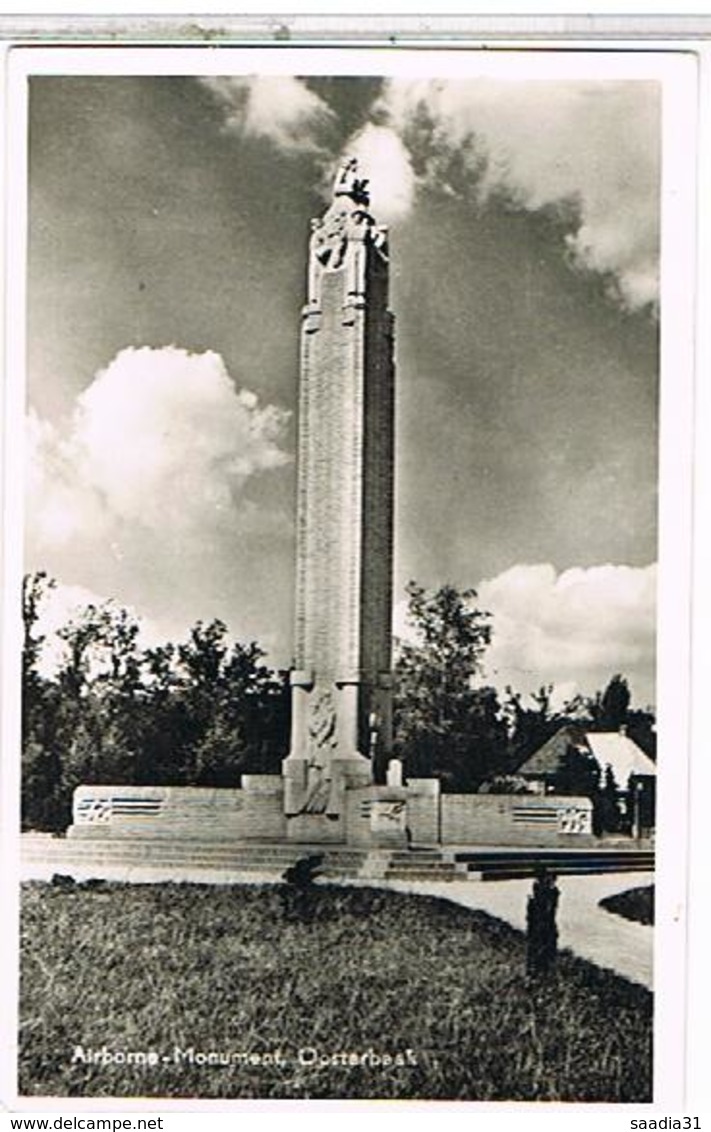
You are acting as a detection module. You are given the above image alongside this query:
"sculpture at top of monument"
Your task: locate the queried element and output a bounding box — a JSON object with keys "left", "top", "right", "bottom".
{"left": 332, "top": 155, "right": 370, "bottom": 207}
{"left": 311, "top": 156, "right": 387, "bottom": 272}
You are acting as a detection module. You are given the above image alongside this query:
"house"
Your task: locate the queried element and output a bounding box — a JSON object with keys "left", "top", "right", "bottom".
{"left": 515, "top": 724, "right": 656, "bottom": 836}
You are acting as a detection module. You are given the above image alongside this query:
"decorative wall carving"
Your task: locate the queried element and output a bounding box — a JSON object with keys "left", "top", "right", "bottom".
{"left": 308, "top": 687, "right": 338, "bottom": 753}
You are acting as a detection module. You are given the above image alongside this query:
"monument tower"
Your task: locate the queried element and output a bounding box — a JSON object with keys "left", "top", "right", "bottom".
{"left": 283, "top": 158, "right": 395, "bottom": 839}
{"left": 62, "top": 156, "right": 596, "bottom": 852}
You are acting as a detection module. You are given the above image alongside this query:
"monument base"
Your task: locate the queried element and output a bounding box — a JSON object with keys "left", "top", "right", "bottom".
{"left": 284, "top": 812, "right": 347, "bottom": 844}
{"left": 65, "top": 778, "right": 595, "bottom": 850}
{"left": 282, "top": 752, "right": 372, "bottom": 825}
{"left": 65, "top": 774, "right": 441, "bottom": 848}
{"left": 345, "top": 784, "right": 429, "bottom": 847}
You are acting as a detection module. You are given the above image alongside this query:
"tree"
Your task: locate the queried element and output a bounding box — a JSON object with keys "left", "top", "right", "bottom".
{"left": 174, "top": 622, "right": 289, "bottom": 785}
{"left": 503, "top": 685, "right": 564, "bottom": 771}
{"left": 51, "top": 602, "right": 145, "bottom": 802}
{"left": 22, "top": 571, "right": 54, "bottom": 691}
{"left": 555, "top": 744, "right": 601, "bottom": 798}
{"left": 21, "top": 573, "right": 66, "bottom": 830}
{"left": 597, "top": 763, "right": 623, "bottom": 834}
{"left": 19, "top": 576, "right": 291, "bottom": 830}
{"left": 626, "top": 709, "right": 656, "bottom": 760}
{"left": 599, "top": 674, "right": 632, "bottom": 730}
{"left": 393, "top": 581, "right": 508, "bottom": 791}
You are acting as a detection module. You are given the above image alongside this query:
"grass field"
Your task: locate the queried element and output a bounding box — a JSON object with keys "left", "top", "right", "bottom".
{"left": 600, "top": 885, "right": 654, "bottom": 926}
{"left": 20, "top": 880, "right": 652, "bottom": 1102}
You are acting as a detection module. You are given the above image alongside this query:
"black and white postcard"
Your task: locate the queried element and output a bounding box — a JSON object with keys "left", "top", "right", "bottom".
{"left": 0, "top": 33, "right": 703, "bottom": 1119}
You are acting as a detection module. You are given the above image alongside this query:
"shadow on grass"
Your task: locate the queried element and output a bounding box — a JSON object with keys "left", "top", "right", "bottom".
{"left": 20, "top": 880, "right": 652, "bottom": 1102}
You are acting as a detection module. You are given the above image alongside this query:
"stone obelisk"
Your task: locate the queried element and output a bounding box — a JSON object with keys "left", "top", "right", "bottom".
{"left": 283, "top": 158, "right": 395, "bottom": 841}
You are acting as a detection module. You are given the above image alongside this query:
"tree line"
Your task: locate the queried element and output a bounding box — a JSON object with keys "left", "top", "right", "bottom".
{"left": 21, "top": 572, "right": 655, "bottom": 832}
{"left": 22, "top": 572, "right": 289, "bottom": 831}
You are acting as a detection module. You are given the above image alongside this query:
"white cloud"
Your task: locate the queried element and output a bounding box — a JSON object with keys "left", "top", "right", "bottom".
{"left": 394, "top": 563, "right": 656, "bottom": 706}
{"left": 201, "top": 75, "right": 659, "bottom": 308}
{"left": 380, "top": 79, "right": 659, "bottom": 310}
{"left": 28, "top": 346, "right": 290, "bottom": 554}
{"left": 25, "top": 346, "right": 293, "bottom": 650}
{"left": 200, "top": 75, "right": 335, "bottom": 154}
{"left": 27, "top": 408, "right": 112, "bottom": 550}
{"left": 341, "top": 124, "right": 416, "bottom": 224}
{"left": 477, "top": 561, "right": 657, "bottom": 705}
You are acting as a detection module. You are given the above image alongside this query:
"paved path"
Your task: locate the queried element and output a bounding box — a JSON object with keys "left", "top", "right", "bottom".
{"left": 369, "top": 872, "right": 654, "bottom": 990}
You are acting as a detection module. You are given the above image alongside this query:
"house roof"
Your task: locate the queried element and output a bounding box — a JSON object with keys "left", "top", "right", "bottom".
{"left": 517, "top": 725, "right": 656, "bottom": 785}
{"left": 585, "top": 731, "right": 656, "bottom": 782}
{"left": 516, "top": 725, "right": 582, "bottom": 778}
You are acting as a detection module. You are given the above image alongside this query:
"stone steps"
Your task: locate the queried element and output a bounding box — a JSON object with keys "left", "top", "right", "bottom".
{"left": 381, "top": 849, "right": 468, "bottom": 882}
{"left": 382, "top": 846, "right": 653, "bottom": 882}
{"left": 24, "top": 837, "right": 356, "bottom": 857}
{"left": 20, "top": 837, "right": 366, "bottom": 879}
{"left": 385, "top": 870, "right": 466, "bottom": 882}
{"left": 385, "top": 862, "right": 457, "bottom": 874}
{"left": 20, "top": 837, "right": 655, "bottom": 886}
{"left": 454, "top": 849, "right": 654, "bottom": 881}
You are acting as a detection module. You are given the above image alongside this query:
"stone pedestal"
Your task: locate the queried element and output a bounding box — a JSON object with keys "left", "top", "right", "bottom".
{"left": 369, "top": 794, "right": 409, "bottom": 847}
{"left": 284, "top": 754, "right": 372, "bottom": 843}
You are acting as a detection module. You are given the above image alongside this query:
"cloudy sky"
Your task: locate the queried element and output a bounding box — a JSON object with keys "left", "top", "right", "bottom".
{"left": 24, "top": 61, "right": 661, "bottom": 706}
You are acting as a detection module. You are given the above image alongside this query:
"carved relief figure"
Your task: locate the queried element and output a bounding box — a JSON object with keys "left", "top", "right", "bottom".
{"left": 313, "top": 208, "right": 350, "bottom": 269}
{"left": 295, "top": 688, "right": 339, "bottom": 816}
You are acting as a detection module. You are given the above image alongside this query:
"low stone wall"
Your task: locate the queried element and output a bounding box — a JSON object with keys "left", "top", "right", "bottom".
{"left": 68, "top": 779, "right": 286, "bottom": 841}
{"left": 441, "top": 793, "right": 594, "bottom": 847}
{"left": 67, "top": 780, "right": 591, "bottom": 848}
